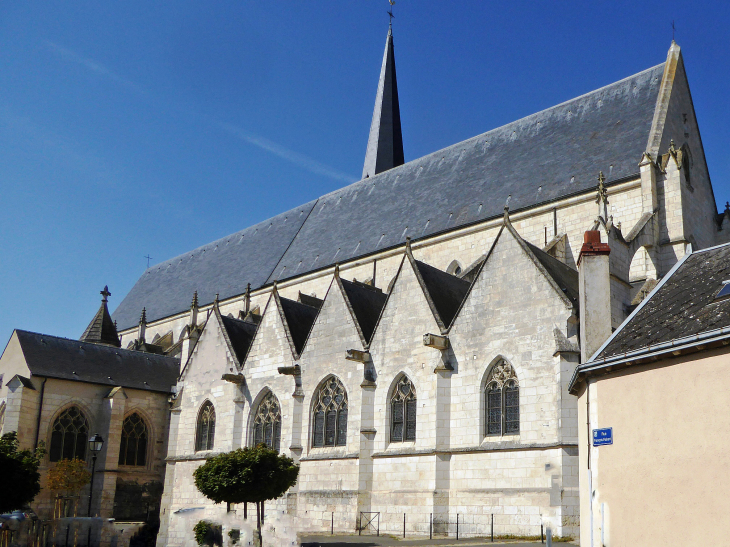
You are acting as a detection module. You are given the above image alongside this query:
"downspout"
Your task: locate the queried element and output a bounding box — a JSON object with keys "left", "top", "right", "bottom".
{"left": 33, "top": 377, "right": 47, "bottom": 448}
{"left": 586, "top": 380, "right": 593, "bottom": 547}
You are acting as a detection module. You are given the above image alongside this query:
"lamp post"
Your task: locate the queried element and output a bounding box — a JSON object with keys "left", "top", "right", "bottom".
{"left": 87, "top": 434, "right": 104, "bottom": 517}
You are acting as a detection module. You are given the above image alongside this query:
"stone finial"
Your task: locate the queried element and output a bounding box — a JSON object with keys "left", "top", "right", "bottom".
{"left": 191, "top": 291, "right": 199, "bottom": 309}
{"left": 334, "top": 263, "right": 340, "bottom": 277}
{"left": 214, "top": 293, "right": 220, "bottom": 304}
{"left": 100, "top": 286, "right": 111, "bottom": 303}
{"left": 725, "top": 201, "right": 730, "bottom": 214}
{"left": 139, "top": 307, "right": 147, "bottom": 324}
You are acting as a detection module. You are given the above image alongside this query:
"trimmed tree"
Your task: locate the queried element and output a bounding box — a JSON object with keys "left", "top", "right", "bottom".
{"left": 193, "top": 444, "right": 299, "bottom": 545}
{"left": 0, "top": 432, "right": 45, "bottom": 513}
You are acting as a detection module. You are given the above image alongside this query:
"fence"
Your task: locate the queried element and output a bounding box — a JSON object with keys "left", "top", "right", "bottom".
{"left": 320, "top": 510, "right": 566, "bottom": 542}
{"left": 0, "top": 517, "right": 108, "bottom": 547}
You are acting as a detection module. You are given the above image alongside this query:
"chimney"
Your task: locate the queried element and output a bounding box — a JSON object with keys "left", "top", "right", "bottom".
{"left": 577, "top": 231, "right": 612, "bottom": 362}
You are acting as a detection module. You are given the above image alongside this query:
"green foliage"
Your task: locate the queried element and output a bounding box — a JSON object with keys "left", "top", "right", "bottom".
{"left": 193, "top": 444, "right": 299, "bottom": 505}
{"left": 193, "top": 520, "right": 222, "bottom": 547}
{"left": 0, "top": 432, "right": 45, "bottom": 513}
{"left": 228, "top": 528, "right": 240, "bottom": 545}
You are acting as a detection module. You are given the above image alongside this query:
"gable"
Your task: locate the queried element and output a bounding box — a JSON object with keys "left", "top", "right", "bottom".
{"left": 369, "top": 255, "right": 441, "bottom": 349}
{"left": 181, "top": 312, "right": 239, "bottom": 382}
{"left": 303, "top": 277, "right": 364, "bottom": 354}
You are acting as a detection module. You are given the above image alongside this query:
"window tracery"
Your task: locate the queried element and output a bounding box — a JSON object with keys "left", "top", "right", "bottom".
{"left": 119, "top": 413, "right": 148, "bottom": 466}
{"left": 49, "top": 406, "right": 89, "bottom": 462}
{"left": 312, "top": 376, "right": 348, "bottom": 447}
{"left": 196, "top": 401, "right": 216, "bottom": 451}
{"left": 390, "top": 375, "right": 416, "bottom": 442}
{"left": 253, "top": 391, "right": 281, "bottom": 451}
{"left": 485, "top": 361, "right": 519, "bottom": 436}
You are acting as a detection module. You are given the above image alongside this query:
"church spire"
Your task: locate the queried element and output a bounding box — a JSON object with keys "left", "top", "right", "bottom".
{"left": 80, "top": 286, "right": 121, "bottom": 347}
{"left": 362, "top": 24, "right": 404, "bottom": 179}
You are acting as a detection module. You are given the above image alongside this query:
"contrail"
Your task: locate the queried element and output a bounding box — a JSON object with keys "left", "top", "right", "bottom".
{"left": 43, "top": 41, "right": 356, "bottom": 184}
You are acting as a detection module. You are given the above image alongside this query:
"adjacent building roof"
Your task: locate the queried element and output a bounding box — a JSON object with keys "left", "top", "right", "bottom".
{"left": 14, "top": 330, "right": 180, "bottom": 393}
{"left": 597, "top": 243, "right": 730, "bottom": 359}
{"left": 569, "top": 242, "right": 730, "bottom": 393}
{"left": 113, "top": 59, "right": 665, "bottom": 331}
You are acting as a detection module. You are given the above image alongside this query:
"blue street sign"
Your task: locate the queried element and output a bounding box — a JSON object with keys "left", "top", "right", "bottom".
{"left": 592, "top": 427, "right": 613, "bottom": 446}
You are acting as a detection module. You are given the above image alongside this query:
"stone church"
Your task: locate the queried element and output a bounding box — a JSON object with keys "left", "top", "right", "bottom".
{"left": 1, "top": 25, "right": 728, "bottom": 546}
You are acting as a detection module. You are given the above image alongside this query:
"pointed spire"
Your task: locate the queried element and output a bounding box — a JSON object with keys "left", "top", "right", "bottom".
{"left": 191, "top": 290, "right": 199, "bottom": 308}
{"left": 138, "top": 307, "right": 147, "bottom": 343}
{"left": 362, "top": 25, "right": 404, "bottom": 179}
{"left": 80, "top": 286, "right": 121, "bottom": 347}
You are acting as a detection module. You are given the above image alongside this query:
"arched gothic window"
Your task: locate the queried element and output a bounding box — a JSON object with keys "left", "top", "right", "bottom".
{"left": 253, "top": 391, "right": 281, "bottom": 452}
{"left": 312, "top": 376, "right": 348, "bottom": 447}
{"left": 196, "top": 401, "right": 216, "bottom": 451}
{"left": 49, "top": 406, "right": 89, "bottom": 462}
{"left": 391, "top": 375, "right": 416, "bottom": 442}
{"left": 485, "top": 360, "right": 519, "bottom": 436}
{"left": 119, "top": 413, "right": 148, "bottom": 466}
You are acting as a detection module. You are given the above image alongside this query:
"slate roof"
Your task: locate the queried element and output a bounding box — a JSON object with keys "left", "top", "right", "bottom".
{"left": 525, "top": 242, "right": 580, "bottom": 305}
{"left": 596, "top": 243, "right": 730, "bottom": 360}
{"left": 219, "top": 315, "right": 258, "bottom": 364}
{"left": 80, "top": 288, "right": 120, "bottom": 347}
{"left": 413, "top": 259, "right": 472, "bottom": 329}
{"left": 14, "top": 330, "right": 180, "bottom": 393}
{"left": 113, "top": 63, "right": 665, "bottom": 330}
{"left": 340, "top": 279, "right": 388, "bottom": 344}
{"left": 278, "top": 297, "right": 320, "bottom": 356}
{"left": 113, "top": 203, "right": 316, "bottom": 329}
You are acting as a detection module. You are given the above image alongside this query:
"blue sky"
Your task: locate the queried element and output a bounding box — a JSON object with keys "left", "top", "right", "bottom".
{"left": 1, "top": 1, "right": 729, "bottom": 344}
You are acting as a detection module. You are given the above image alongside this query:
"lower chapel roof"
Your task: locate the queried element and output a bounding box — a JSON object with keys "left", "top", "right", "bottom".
{"left": 12, "top": 330, "right": 180, "bottom": 393}
{"left": 112, "top": 63, "right": 665, "bottom": 331}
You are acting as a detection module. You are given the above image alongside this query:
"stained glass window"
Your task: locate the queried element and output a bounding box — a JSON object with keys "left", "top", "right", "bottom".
{"left": 391, "top": 376, "right": 416, "bottom": 442}
{"left": 312, "top": 376, "right": 348, "bottom": 447}
{"left": 196, "top": 401, "right": 216, "bottom": 451}
{"left": 119, "top": 413, "right": 148, "bottom": 466}
{"left": 253, "top": 391, "right": 281, "bottom": 452}
{"left": 49, "top": 406, "right": 89, "bottom": 462}
{"left": 485, "top": 360, "right": 519, "bottom": 436}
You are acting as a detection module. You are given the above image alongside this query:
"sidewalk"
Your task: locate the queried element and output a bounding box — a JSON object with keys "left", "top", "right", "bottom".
{"left": 299, "top": 533, "right": 572, "bottom": 547}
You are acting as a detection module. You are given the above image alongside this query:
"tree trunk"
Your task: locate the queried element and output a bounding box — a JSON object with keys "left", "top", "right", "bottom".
{"left": 261, "top": 500, "right": 265, "bottom": 524}
{"left": 244, "top": 502, "right": 247, "bottom": 519}
{"left": 256, "top": 501, "right": 262, "bottom": 547}
{"left": 227, "top": 501, "right": 231, "bottom": 513}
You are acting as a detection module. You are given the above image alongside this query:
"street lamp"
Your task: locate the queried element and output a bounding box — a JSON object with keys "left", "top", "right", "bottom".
{"left": 87, "top": 434, "right": 104, "bottom": 517}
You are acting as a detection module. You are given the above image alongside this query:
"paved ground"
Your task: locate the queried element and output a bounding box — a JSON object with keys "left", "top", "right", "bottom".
{"left": 299, "top": 533, "right": 576, "bottom": 547}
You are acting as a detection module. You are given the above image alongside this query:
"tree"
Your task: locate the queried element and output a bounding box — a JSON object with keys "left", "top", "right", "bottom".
{"left": 0, "top": 432, "right": 45, "bottom": 513}
{"left": 193, "top": 445, "right": 299, "bottom": 545}
{"left": 47, "top": 458, "right": 91, "bottom": 517}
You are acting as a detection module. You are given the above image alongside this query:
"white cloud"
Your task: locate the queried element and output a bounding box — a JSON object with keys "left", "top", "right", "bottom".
{"left": 43, "top": 41, "right": 356, "bottom": 183}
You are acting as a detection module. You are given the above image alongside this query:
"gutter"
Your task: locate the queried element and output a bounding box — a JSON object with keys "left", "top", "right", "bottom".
{"left": 569, "top": 326, "right": 730, "bottom": 394}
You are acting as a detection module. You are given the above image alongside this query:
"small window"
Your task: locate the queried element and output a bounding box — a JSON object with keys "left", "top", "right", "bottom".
{"left": 119, "top": 413, "right": 148, "bottom": 466}
{"left": 484, "top": 360, "right": 519, "bottom": 436}
{"left": 253, "top": 391, "right": 281, "bottom": 452}
{"left": 196, "top": 401, "right": 216, "bottom": 451}
{"left": 715, "top": 282, "right": 730, "bottom": 301}
{"left": 390, "top": 375, "right": 416, "bottom": 442}
{"left": 312, "top": 376, "right": 348, "bottom": 447}
{"left": 49, "top": 406, "right": 89, "bottom": 462}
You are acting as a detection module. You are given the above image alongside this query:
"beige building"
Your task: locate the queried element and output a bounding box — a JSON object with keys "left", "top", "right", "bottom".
{"left": 1, "top": 31, "right": 728, "bottom": 546}
{"left": 0, "top": 288, "right": 179, "bottom": 545}
{"left": 570, "top": 241, "right": 730, "bottom": 546}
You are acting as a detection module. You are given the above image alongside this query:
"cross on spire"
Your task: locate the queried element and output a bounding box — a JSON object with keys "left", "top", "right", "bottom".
{"left": 672, "top": 20, "right": 676, "bottom": 41}
{"left": 144, "top": 254, "right": 152, "bottom": 268}
{"left": 388, "top": 0, "right": 395, "bottom": 25}
{"left": 100, "top": 285, "right": 111, "bottom": 303}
